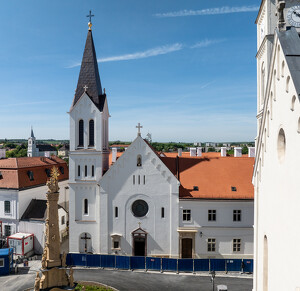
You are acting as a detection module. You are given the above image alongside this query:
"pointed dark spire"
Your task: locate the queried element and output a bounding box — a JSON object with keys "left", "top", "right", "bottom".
{"left": 72, "top": 28, "right": 106, "bottom": 111}
{"left": 31, "top": 126, "right": 35, "bottom": 138}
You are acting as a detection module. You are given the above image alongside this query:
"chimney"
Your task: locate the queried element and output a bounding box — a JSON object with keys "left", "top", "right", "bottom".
{"left": 197, "top": 147, "right": 202, "bottom": 157}
{"left": 190, "top": 148, "right": 196, "bottom": 157}
{"left": 248, "top": 147, "right": 256, "bottom": 157}
{"left": 234, "top": 147, "right": 242, "bottom": 157}
{"left": 112, "top": 148, "right": 117, "bottom": 163}
{"left": 221, "top": 147, "right": 227, "bottom": 157}
{"left": 44, "top": 151, "right": 50, "bottom": 158}
{"left": 178, "top": 148, "right": 182, "bottom": 157}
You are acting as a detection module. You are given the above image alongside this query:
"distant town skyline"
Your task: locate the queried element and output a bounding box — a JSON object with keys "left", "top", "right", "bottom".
{"left": 0, "top": 0, "right": 260, "bottom": 142}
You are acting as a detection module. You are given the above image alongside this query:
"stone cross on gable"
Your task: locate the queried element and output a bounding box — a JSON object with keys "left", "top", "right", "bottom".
{"left": 138, "top": 222, "right": 141, "bottom": 228}
{"left": 136, "top": 123, "right": 143, "bottom": 137}
{"left": 83, "top": 85, "right": 88, "bottom": 92}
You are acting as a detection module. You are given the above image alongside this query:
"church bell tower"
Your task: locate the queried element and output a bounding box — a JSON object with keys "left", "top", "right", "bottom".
{"left": 68, "top": 12, "right": 110, "bottom": 253}
{"left": 27, "top": 127, "right": 37, "bottom": 157}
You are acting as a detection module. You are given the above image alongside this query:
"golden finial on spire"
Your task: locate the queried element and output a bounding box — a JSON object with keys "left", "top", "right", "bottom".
{"left": 87, "top": 10, "right": 94, "bottom": 31}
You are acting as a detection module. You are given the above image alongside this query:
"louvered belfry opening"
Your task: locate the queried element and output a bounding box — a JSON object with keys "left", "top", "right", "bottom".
{"left": 89, "top": 119, "right": 94, "bottom": 146}
{"left": 79, "top": 120, "right": 84, "bottom": 147}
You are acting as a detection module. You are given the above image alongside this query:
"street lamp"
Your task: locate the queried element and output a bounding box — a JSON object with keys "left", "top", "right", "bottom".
{"left": 210, "top": 270, "right": 216, "bottom": 291}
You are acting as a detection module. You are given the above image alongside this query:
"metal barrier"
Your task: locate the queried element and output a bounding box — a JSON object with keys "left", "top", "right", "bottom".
{"left": 66, "top": 253, "right": 253, "bottom": 273}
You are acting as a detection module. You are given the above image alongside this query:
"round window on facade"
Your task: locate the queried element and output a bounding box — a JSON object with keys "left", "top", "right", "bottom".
{"left": 132, "top": 200, "right": 148, "bottom": 217}
{"left": 277, "top": 128, "right": 286, "bottom": 163}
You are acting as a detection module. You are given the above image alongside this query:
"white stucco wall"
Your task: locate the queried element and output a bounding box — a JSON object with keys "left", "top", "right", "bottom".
{"left": 180, "top": 200, "right": 254, "bottom": 259}
{"left": 254, "top": 29, "right": 300, "bottom": 290}
{"left": 99, "top": 136, "right": 179, "bottom": 257}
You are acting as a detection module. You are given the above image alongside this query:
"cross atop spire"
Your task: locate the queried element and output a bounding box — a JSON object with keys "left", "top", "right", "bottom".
{"left": 87, "top": 10, "right": 94, "bottom": 30}
{"left": 136, "top": 123, "right": 143, "bottom": 137}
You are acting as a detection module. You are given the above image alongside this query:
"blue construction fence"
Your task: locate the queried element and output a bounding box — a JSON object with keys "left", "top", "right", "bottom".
{"left": 66, "top": 253, "right": 253, "bottom": 273}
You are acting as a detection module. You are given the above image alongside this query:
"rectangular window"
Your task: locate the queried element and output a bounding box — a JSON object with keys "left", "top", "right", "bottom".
{"left": 78, "top": 165, "right": 81, "bottom": 177}
{"left": 0, "top": 258, "right": 4, "bottom": 267}
{"left": 183, "top": 209, "right": 191, "bottom": 221}
{"left": 161, "top": 207, "right": 165, "bottom": 218}
{"left": 233, "top": 210, "right": 241, "bottom": 221}
{"left": 233, "top": 239, "right": 241, "bottom": 252}
{"left": 113, "top": 241, "right": 119, "bottom": 249}
{"left": 143, "top": 175, "right": 146, "bottom": 185}
{"left": 207, "top": 238, "right": 216, "bottom": 252}
{"left": 208, "top": 210, "right": 216, "bottom": 221}
{"left": 4, "top": 201, "right": 11, "bottom": 214}
{"left": 138, "top": 175, "right": 140, "bottom": 185}
{"left": 4, "top": 225, "right": 11, "bottom": 237}
{"left": 133, "top": 175, "right": 135, "bottom": 185}
{"left": 84, "top": 199, "right": 88, "bottom": 215}
{"left": 85, "top": 165, "right": 87, "bottom": 177}
{"left": 115, "top": 207, "right": 118, "bottom": 218}
{"left": 91, "top": 165, "right": 94, "bottom": 177}
{"left": 61, "top": 215, "right": 65, "bottom": 225}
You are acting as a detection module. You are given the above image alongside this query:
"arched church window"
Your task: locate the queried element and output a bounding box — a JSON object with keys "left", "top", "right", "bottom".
{"left": 84, "top": 199, "right": 88, "bottom": 215}
{"left": 291, "top": 95, "right": 296, "bottom": 111}
{"left": 281, "top": 60, "right": 285, "bottom": 78}
{"left": 263, "top": 235, "right": 269, "bottom": 290}
{"left": 79, "top": 120, "right": 84, "bottom": 147}
{"left": 89, "top": 120, "right": 94, "bottom": 147}
{"left": 137, "top": 155, "right": 142, "bottom": 167}
{"left": 286, "top": 76, "right": 290, "bottom": 93}
{"left": 277, "top": 128, "right": 286, "bottom": 163}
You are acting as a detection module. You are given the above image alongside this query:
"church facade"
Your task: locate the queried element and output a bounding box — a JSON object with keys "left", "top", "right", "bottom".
{"left": 69, "top": 20, "right": 254, "bottom": 259}
{"left": 254, "top": 0, "right": 300, "bottom": 290}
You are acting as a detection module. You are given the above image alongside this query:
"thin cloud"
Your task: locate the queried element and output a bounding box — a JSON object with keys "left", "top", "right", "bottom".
{"left": 1, "top": 101, "right": 51, "bottom": 107}
{"left": 67, "top": 39, "right": 223, "bottom": 68}
{"left": 190, "top": 39, "right": 225, "bottom": 49}
{"left": 98, "top": 43, "right": 183, "bottom": 63}
{"left": 154, "top": 6, "right": 259, "bottom": 18}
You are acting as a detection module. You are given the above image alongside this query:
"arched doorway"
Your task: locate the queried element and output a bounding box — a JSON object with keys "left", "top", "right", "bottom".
{"left": 132, "top": 227, "right": 147, "bottom": 256}
{"left": 79, "top": 232, "right": 92, "bottom": 253}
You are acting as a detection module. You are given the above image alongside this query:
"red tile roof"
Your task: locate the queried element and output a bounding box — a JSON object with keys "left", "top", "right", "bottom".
{"left": 0, "top": 156, "right": 68, "bottom": 190}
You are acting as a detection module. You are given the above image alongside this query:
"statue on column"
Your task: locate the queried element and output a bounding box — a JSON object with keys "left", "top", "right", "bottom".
{"left": 276, "top": 0, "right": 286, "bottom": 30}
{"left": 34, "top": 272, "right": 40, "bottom": 291}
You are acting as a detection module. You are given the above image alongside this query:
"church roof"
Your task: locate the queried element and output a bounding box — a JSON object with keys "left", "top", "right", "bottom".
{"left": 277, "top": 27, "right": 300, "bottom": 99}
{"left": 72, "top": 29, "right": 106, "bottom": 111}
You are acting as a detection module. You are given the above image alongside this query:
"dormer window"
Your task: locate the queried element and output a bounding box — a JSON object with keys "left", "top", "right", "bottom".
{"left": 193, "top": 186, "right": 199, "bottom": 191}
{"left": 27, "top": 171, "right": 34, "bottom": 181}
{"left": 0, "top": 171, "right": 3, "bottom": 179}
{"left": 59, "top": 166, "right": 64, "bottom": 174}
{"left": 231, "top": 186, "right": 237, "bottom": 192}
{"left": 137, "top": 155, "right": 142, "bottom": 167}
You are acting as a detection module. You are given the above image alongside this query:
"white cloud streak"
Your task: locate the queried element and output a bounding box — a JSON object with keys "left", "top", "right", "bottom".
{"left": 98, "top": 43, "right": 183, "bottom": 63}
{"left": 67, "top": 39, "right": 224, "bottom": 67}
{"left": 154, "top": 6, "right": 259, "bottom": 18}
{"left": 190, "top": 39, "right": 225, "bottom": 49}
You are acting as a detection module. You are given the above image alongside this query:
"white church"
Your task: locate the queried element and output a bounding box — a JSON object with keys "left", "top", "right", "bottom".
{"left": 69, "top": 19, "right": 255, "bottom": 259}
{"left": 254, "top": 0, "right": 300, "bottom": 290}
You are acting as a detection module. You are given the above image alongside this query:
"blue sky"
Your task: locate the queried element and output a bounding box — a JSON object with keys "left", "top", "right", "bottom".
{"left": 0, "top": 0, "right": 261, "bottom": 142}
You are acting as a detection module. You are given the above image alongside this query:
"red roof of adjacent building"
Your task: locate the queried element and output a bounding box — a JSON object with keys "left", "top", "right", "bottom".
{"left": 0, "top": 156, "right": 68, "bottom": 190}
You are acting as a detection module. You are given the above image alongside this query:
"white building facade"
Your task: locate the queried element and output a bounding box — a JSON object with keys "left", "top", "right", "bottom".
{"left": 254, "top": 1, "right": 300, "bottom": 290}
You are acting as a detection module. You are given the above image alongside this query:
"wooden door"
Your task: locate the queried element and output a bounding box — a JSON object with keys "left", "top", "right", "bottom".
{"left": 182, "top": 238, "right": 192, "bottom": 258}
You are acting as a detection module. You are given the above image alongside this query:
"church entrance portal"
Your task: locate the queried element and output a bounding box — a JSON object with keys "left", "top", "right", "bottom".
{"left": 132, "top": 227, "right": 147, "bottom": 256}
{"left": 181, "top": 238, "right": 192, "bottom": 258}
